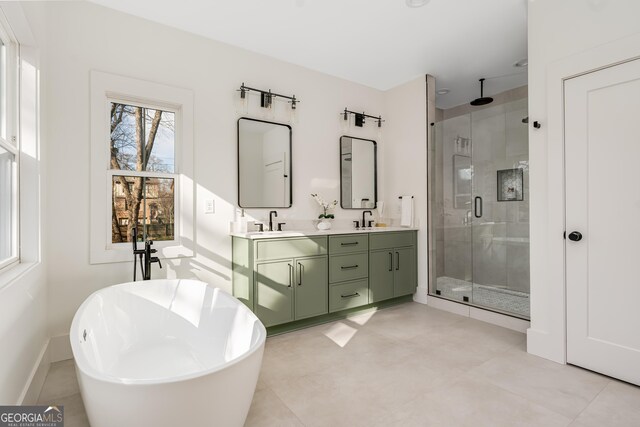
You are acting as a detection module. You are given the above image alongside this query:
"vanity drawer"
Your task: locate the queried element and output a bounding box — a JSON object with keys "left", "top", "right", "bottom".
{"left": 329, "top": 234, "right": 369, "bottom": 254}
{"left": 255, "top": 237, "right": 328, "bottom": 261}
{"left": 329, "top": 279, "right": 369, "bottom": 313}
{"left": 369, "top": 231, "right": 415, "bottom": 250}
{"left": 329, "top": 253, "right": 368, "bottom": 283}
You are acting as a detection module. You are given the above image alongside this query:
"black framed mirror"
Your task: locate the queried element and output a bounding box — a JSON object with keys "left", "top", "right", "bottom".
{"left": 340, "top": 136, "right": 377, "bottom": 209}
{"left": 238, "top": 118, "right": 292, "bottom": 208}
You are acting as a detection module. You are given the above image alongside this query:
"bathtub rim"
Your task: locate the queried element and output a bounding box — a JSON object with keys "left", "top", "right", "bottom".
{"left": 70, "top": 279, "right": 266, "bottom": 386}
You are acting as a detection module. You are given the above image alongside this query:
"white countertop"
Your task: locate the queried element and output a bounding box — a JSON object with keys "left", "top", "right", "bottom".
{"left": 231, "top": 226, "right": 418, "bottom": 240}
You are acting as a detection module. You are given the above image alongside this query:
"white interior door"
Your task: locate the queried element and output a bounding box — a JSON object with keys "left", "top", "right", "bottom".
{"left": 565, "top": 58, "right": 640, "bottom": 385}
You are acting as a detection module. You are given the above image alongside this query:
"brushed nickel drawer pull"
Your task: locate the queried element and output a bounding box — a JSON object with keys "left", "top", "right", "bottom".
{"left": 340, "top": 242, "right": 359, "bottom": 246}
{"left": 341, "top": 292, "right": 360, "bottom": 299}
{"left": 341, "top": 265, "right": 359, "bottom": 270}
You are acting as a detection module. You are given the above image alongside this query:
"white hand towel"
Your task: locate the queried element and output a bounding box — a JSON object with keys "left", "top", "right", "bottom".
{"left": 400, "top": 196, "right": 413, "bottom": 227}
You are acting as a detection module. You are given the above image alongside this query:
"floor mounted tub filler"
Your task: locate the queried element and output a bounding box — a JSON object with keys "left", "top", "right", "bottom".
{"left": 70, "top": 279, "right": 266, "bottom": 427}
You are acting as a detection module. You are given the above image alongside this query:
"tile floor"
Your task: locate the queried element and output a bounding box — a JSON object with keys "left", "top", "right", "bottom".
{"left": 37, "top": 303, "right": 640, "bottom": 427}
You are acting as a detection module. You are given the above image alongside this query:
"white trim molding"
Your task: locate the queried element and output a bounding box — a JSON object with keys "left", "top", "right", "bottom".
{"left": 527, "top": 32, "right": 640, "bottom": 364}
{"left": 89, "top": 71, "right": 194, "bottom": 264}
{"left": 427, "top": 296, "right": 529, "bottom": 333}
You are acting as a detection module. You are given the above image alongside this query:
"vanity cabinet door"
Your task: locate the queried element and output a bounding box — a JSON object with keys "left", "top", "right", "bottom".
{"left": 294, "top": 256, "right": 329, "bottom": 320}
{"left": 369, "top": 250, "right": 394, "bottom": 303}
{"left": 394, "top": 247, "right": 417, "bottom": 297}
{"left": 255, "top": 260, "right": 294, "bottom": 327}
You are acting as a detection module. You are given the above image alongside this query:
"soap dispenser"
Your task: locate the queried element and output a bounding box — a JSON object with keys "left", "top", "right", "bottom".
{"left": 239, "top": 209, "right": 247, "bottom": 233}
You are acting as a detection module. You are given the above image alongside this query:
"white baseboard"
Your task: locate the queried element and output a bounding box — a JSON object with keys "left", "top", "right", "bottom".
{"left": 526, "top": 328, "right": 566, "bottom": 364}
{"left": 19, "top": 334, "right": 74, "bottom": 405}
{"left": 427, "top": 296, "right": 470, "bottom": 316}
{"left": 49, "top": 334, "right": 72, "bottom": 363}
{"left": 427, "top": 296, "right": 530, "bottom": 333}
{"left": 18, "top": 339, "right": 50, "bottom": 405}
{"left": 413, "top": 286, "right": 429, "bottom": 304}
{"left": 470, "top": 306, "right": 529, "bottom": 333}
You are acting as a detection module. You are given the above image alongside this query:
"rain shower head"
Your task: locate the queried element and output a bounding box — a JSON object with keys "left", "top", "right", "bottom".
{"left": 470, "top": 78, "right": 494, "bottom": 106}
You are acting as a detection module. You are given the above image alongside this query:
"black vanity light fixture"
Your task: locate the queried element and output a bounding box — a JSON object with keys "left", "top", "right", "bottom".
{"left": 237, "top": 82, "right": 299, "bottom": 122}
{"left": 341, "top": 108, "right": 384, "bottom": 129}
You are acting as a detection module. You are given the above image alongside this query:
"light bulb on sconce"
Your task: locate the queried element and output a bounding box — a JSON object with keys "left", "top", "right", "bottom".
{"left": 340, "top": 108, "right": 350, "bottom": 132}
{"left": 289, "top": 96, "right": 299, "bottom": 124}
{"left": 266, "top": 102, "right": 276, "bottom": 120}
{"left": 261, "top": 90, "right": 276, "bottom": 120}
{"left": 236, "top": 84, "right": 249, "bottom": 115}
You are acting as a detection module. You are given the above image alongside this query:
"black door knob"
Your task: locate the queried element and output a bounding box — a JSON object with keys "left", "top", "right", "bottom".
{"left": 568, "top": 231, "right": 583, "bottom": 242}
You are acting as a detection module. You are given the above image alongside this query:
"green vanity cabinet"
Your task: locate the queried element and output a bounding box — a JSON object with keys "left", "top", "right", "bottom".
{"left": 393, "top": 246, "right": 417, "bottom": 297}
{"left": 294, "top": 256, "right": 329, "bottom": 320}
{"left": 369, "top": 250, "right": 394, "bottom": 302}
{"left": 328, "top": 234, "right": 369, "bottom": 313}
{"left": 369, "top": 231, "right": 417, "bottom": 302}
{"left": 232, "top": 230, "right": 417, "bottom": 331}
{"left": 255, "top": 256, "right": 328, "bottom": 326}
{"left": 255, "top": 260, "right": 295, "bottom": 326}
{"left": 233, "top": 236, "right": 329, "bottom": 327}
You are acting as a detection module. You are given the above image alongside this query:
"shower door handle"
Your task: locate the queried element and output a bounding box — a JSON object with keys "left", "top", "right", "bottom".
{"left": 474, "top": 196, "right": 483, "bottom": 218}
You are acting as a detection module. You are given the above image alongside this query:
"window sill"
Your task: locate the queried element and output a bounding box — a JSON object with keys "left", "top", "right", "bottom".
{"left": 0, "top": 261, "right": 39, "bottom": 291}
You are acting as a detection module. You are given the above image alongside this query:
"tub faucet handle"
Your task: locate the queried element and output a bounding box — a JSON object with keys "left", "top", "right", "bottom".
{"left": 151, "top": 257, "right": 162, "bottom": 269}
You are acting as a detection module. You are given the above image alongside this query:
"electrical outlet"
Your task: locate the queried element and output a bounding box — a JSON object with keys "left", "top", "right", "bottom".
{"left": 205, "top": 199, "right": 215, "bottom": 214}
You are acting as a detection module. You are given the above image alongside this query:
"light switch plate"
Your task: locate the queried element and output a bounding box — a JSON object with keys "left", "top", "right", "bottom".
{"left": 205, "top": 199, "right": 215, "bottom": 214}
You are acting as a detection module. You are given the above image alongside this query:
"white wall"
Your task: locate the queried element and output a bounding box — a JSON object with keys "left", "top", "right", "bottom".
{"left": 21, "top": 1, "right": 387, "bottom": 340}
{"left": 382, "top": 76, "right": 429, "bottom": 300}
{"left": 0, "top": 3, "right": 47, "bottom": 404}
{"left": 528, "top": 0, "right": 640, "bottom": 362}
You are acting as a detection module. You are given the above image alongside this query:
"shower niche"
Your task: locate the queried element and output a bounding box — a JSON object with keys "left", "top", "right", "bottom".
{"left": 497, "top": 168, "right": 524, "bottom": 202}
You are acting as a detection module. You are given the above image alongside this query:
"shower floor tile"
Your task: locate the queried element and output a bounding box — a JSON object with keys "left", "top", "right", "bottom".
{"left": 436, "top": 275, "right": 530, "bottom": 317}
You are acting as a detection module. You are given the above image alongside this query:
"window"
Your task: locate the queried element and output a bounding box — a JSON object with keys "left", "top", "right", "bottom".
{"left": 90, "top": 71, "right": 194, "bottom": 264}
{"left": 109, "top": 103, "right": 176, "bottom": 244}
{"left": 0, "top": 20, "right": 17, "bottom": 272}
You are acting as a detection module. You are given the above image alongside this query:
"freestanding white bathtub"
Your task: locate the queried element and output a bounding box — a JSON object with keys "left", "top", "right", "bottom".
{"left": 70, "top": 279, "right": 266, "bottom": 427}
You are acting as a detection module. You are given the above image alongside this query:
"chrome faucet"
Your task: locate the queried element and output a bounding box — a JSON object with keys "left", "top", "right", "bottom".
{"left": 269, "top": 210, "right": 278, "bottom": 232}
{"left": 132, "top": 227, "right": 162, "bottom": 281}
{"left": 362, "top": 210, "right": 373, "bottom": 228}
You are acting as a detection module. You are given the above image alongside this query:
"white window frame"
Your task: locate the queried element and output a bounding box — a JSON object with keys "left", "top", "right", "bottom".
{"left": 0, "top": 13, "right": 19, "bottom": 273}
{"left": 90, "top": 71, "right": 194, "bottom": 264}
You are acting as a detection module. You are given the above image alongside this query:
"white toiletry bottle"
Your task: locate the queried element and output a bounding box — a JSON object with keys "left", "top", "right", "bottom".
{"left": 239, "top": 209, "right": 248, "bottom": 233}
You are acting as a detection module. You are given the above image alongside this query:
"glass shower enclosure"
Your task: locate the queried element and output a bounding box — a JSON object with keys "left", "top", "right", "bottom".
{"left": 429, "top": 95, "right": 530, "bottom": 319}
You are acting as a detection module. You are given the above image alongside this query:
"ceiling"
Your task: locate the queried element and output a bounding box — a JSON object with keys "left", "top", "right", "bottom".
{"left": 87, "top": 0, "right": 528, "bottom": 109}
